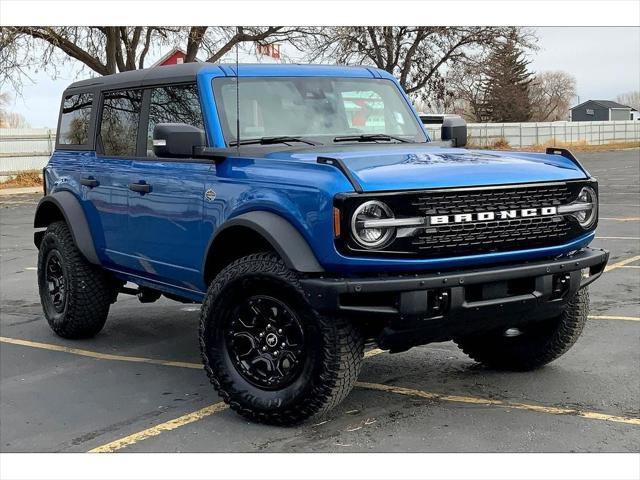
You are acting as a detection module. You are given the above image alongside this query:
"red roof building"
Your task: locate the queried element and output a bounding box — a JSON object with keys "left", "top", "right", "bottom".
{"left": 152, "top": 48, "right": 190, "bottom": 67}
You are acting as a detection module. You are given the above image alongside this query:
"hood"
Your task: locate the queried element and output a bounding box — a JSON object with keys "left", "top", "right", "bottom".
{"left": 264, "top": 145, "right": 588, "bottom": 192}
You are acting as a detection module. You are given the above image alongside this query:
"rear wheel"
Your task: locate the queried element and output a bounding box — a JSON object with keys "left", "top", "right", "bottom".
{"left": 454, "top": 288, "right": 589, "bottom": 371}
{"left": 37, "top": 221, "right": 114, "bottom": 339}
{"left": 199, "top": 252, "right": 364, "bottom": 425}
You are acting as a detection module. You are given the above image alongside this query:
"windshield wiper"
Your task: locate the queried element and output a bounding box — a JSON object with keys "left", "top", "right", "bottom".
{"left": 229, "top": 136, "right": 319, "bottom": 147}
{"left": 333, "top": 134, "right": 413, "bottom": 144}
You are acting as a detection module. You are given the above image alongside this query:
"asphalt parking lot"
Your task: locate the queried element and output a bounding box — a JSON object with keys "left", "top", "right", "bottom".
{"left": 1, "top": 149, "right": 638, "bottom": 453}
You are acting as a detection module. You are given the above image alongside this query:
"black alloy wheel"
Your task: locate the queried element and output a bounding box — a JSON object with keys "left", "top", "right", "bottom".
{"left": 225, "top": 295, "right": 306, "bottom": 390}
{"left": 44, "top": 250, "right": 67, "bottom": 313}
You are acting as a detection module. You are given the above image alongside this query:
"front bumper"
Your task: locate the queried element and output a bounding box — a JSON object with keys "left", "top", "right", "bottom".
{"left": 300, "top": 247, "right": 609, "bottom": 351}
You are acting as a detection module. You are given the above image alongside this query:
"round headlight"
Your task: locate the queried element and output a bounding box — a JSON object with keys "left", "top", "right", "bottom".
{"left": 575, "top": 186, "right": 598, "bottom": 228}
{"left": 351, "top": 200, "right": 395, "bottom": 248}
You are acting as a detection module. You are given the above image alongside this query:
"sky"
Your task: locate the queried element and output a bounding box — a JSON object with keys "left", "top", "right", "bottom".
{"left": 5, "top": 26, "right": 640, "bottom": 128}
{"left": 531, "top": 27, "right": 639, "bottom": 105}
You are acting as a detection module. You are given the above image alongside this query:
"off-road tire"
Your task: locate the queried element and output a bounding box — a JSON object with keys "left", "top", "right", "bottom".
{"left": 454, "top": 288, "right": 589, "bottom": 371}
{"left": 37, "top": 221, "right": 114, "bottom": 339}
{"left": 199, "top": 252, "right": 364, "bottom": 425}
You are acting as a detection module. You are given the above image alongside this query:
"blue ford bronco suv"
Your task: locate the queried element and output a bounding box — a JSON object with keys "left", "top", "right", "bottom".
{"left": 35, "top": 63, "right": 608, "bottom": 425}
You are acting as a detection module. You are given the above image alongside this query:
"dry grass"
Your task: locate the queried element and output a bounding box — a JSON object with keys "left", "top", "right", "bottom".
{"left": 0, "top": 170, "right": 42, "bottom": 189}
{"left": 490, "top": 138, "right": 511, "bottom": 150}
{"left": 526, "top": 140, "right": 640, "bottom": 152}
{"left": 466, "top": 138, "right": 512, "bottom": 150}
{"left": 469, "top": 138, "right": 640, "bottom": 152}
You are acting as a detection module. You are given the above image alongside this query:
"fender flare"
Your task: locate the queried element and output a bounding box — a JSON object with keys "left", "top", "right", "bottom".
{"left": 207, "top": 211, "right": 325, "bottom": 274}
{"left": 34, "top": 191, "right": 100, "bottom": 265}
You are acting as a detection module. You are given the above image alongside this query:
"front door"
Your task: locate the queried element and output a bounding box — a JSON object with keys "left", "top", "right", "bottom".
{"left": 127, "top": 84, "right": 210, "bottom": 291}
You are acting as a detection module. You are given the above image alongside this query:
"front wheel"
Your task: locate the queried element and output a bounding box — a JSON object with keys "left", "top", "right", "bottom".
{"left": 199, "top": 252, "right": 364, "bottom": 425}
{"left": 455, "top": 288, "right": 589, "bottom": 371}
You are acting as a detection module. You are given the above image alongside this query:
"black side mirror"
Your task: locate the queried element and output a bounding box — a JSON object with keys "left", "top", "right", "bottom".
{"left": 153, "top": 123, "right": 206, "bottom": 158}
{"left": 441, "top": 116, "right": 467, "bottom": 148}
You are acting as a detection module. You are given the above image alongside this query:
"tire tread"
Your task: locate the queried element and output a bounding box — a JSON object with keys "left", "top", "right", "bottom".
{"left": 455, "top": 289, "right": 589, "bottom": 371}
{"left": 38, "top": 221, "right": 113, "bottom": 339}
{"left": 199, "top": 252, "right": 364, "bottom": 425}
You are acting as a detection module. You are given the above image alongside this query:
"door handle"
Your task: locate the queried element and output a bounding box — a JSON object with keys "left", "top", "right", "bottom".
{"left": 80, "top": 177, "right": 99, "bottom": 188}
{"left": 128, "top": 182, "right": 152, "bottom": 194}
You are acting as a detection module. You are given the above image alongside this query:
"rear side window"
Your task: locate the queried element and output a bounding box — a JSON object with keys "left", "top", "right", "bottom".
{"left": 99, "top": 90, "right": 143, "bottom": 157}
{"left": 146, "top": 84, "right": 203, "bottom": 156}
{"left": 58, "top": 93, "right": 93, "bottom": 145}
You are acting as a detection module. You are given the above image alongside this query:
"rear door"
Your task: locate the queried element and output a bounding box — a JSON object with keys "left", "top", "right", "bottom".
{"left": 127, "top": 83, "right": 211, "bottom": 290}
{"left": 52, "top": 92, "right": 94, "bottom": 195}
{"left": 82, "top": 89, "right": 143, "bottom": 271}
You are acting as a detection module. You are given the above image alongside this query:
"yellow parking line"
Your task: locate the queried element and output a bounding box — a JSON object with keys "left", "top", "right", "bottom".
{"left": 0, "top": 336, "right": 202, "bottom": 369}
{"left": 364, "top": 348, "right": 385, "bottom": 358}
{"left": 600, "top": 217, "right": 640, "bottom": 222}
{"left": 92, "top": 375, "right": 640, "bottom": 452}
{"left": 604, "top": 255, "right": 640, "bottom": 272}
{"left": 89, "top": 402, "right": 228, "bottom": 453}
{"left": 590, "top": 315, "right": 640, "bottom": 322}
{"left": 88, "top": 350, "right": 384, "bottom": 452}
{"left": 0, "top": 336, "right": 386, "bottom": 365}
{"left": 3, "top": 334, "right": 638, "bottom": 453}
{"left": 355, "top": 382, "right": 640, "bottom": 426}
{"left": 596, "top": 236, "right": 640, "bottom": 240}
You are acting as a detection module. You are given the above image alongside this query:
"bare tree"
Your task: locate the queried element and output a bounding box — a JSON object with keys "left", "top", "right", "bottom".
{"left": 0, "top": 91, "right": 10, "bottom": 114}
{"left": 302, "top": 27, "right": 536, "bottom": 103}
{"left": 446, "top": 57, "right": 489, "bottom": 121}
{"left": 0, "top": 92, "right": 30, "bottom": 128}
{"left": 198, "top": 27, "right": 312, "bottom": 63}
{"left": 0, "top": 27, "right": 313, "bottom": 92}
{"left": 1, "top": 111, "right": 30, "bottom": 128}
{"left": 529, "top": 71, "right": 576, "bottom": 122}
{"left": 615, "top": 90, "right": 640, "bottom": 111}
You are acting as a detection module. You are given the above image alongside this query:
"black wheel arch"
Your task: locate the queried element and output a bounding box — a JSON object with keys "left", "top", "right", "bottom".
{"left": 203, "top": 211, "right": 324, "bottom": 285}
{"left": 34, "top": 191, "right": 100, "bottom": 265}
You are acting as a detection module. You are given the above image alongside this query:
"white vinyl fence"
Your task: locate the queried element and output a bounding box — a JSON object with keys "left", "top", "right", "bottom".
{"left": 425, "top": 120, "right": 640, "bottom": 148}
{"left": 1, "top": 121, "right": 639, "bottom": 175}
{"left": 0, "top": 128, "right": 56, "bottom": 175}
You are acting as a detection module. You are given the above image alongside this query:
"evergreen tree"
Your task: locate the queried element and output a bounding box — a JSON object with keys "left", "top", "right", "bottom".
{"left": 482, "top": 31, "right": 534, "bottom": 122}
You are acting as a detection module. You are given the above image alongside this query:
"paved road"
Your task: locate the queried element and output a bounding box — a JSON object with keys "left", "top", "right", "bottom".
{"left": 1, "top": 150, "right": 638, "bottom": 453}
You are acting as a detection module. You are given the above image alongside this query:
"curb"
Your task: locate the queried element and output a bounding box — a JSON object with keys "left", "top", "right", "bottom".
{"left": 0, "top": 186, "right": 43, "bottom": 196}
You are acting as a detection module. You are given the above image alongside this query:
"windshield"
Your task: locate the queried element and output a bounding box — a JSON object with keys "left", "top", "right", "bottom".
{"left": 213, "top": 77, "right": 427, "bottom": 145}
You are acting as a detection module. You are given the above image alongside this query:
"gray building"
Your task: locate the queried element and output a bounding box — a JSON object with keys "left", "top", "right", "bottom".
{"left": 570, "top": 100, "right": 633, "bottom": 121}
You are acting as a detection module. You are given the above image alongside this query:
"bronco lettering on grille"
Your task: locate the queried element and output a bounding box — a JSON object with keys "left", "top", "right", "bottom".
{"left": 429, "top": 206, "right": 557, "bottom": 225}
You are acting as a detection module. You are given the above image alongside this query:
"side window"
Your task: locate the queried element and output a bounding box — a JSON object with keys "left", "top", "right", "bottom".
{"left": 146, "top": 84, "right": 204, "bottom": 156}
{"left": 58, "top": 93, "right": 93, "bottom": 145}
{"left": 99, "top": 90, "right": 143, "bottom": 157}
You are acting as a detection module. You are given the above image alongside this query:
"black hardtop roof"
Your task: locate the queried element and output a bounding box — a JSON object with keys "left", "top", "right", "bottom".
{"left": 64, "top": 62, "right": 381, "bottom": 95}
{"left": 65, "top": 62, "right": 208, "bottom": 93}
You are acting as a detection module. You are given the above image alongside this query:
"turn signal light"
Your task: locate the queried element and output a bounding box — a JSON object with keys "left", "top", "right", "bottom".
{"left": 333, "top": 207, "right": 341, "bottom": 238}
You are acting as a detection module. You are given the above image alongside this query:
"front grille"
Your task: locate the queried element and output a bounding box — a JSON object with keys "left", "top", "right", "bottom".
{"left": 410, "top": 184, "right": 574, "bottom": 215}
{"left": 410, "top": 215, "right": 572, "bottom": 256}
{"left": 337, "top": 181, "right": 592, "bottom": 258}
{"left": 407, "top": 184, "right": 579, "bottom": 257}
